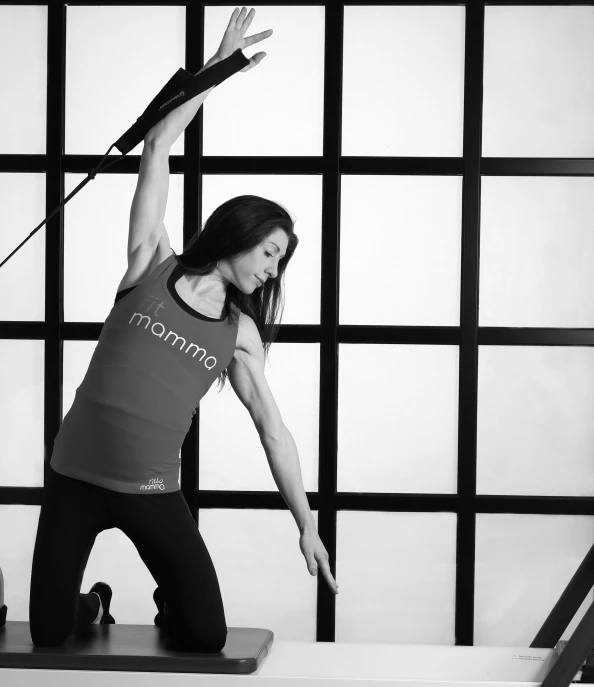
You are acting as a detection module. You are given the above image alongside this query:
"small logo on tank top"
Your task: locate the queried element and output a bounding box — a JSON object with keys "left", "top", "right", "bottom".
{"left": 140, "top": 477, "right": 166, "bottom": 491}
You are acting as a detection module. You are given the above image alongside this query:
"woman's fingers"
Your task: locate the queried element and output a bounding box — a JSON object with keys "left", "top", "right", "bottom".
{"left": 226, "top": 6, "right": 241, "bottom": 32}
{"left": 241, "top": 51, "right": 266, "bottom": 72}
{"left": 244, "top": 28, "right": 273, "bottom": 48}
{"left": 227, "top": 7, "right": 272, "bottom": 65}
{"left": 239, "top": 8, "right": 255, "bottom": 37}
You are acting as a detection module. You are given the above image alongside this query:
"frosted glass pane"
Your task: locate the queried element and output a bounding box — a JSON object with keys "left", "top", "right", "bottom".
{"left": 200, "top": 344, "right": 319, "bottom": 492}
{"left": 335, "top": 511, "right": 457, "bottom": 644}
{"left": 477, "top": 346, "right": 594, "bottom": 497}
{"left": 475, "top": 514, "right": 594, "bottom": 646}
{"left": 65, "top": 6, "right": 186, "bottom": 155}
{"left": 202, "top": 6, "right": 324, "bottom": 157}
{"left": 201, "top": 174, "right": 321, "bottom": 324}
{"left": 342, "top": 6, "right": 465, "bottom": 157}
{"left": 0, "top": 173, "right": 46, "bottom": 321}
{"left": 0, "top": 341, "right": 44, "bottom": 488}
{"left": 0, "top": 6, "right": 47, "bottom": 154}
{"left": 340, "top": 175, "right": 463, "bottom": 326}
{"left": 198, "top": 509, "right": 319, "bottom": 640}
{"left": 479, "top": 177, "right": 594, "bottom": 328}
{"left": 63, "top": 172, "right": 184, "bottom": 322}
{"left": 0, "top": 505, "right": 181, "bottom": 625}
{"left": 483, "top": 7, "right": 594, "bottom": 158}
{"left": 337, "top": 344, "right": 459, "bottom": 495}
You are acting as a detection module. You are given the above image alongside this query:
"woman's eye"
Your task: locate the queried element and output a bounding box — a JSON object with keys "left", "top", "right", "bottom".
{"left": 265, "top": 252, "right": 272, "bottom": 258}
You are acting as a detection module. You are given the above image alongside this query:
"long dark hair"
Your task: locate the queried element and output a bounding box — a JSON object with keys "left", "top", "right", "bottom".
{"left": 171, "top": 195, "right": 298, "bottom": 392}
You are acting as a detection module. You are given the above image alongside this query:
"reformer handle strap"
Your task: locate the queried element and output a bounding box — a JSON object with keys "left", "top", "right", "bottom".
{"left": 114, "top": 49, "right": 250, "bottom": 155}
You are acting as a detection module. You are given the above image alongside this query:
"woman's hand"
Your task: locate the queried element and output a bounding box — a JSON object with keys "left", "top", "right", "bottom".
{"left": 214, "top": 7, "right": 273, "bottom": 72}
{"left": 299, "top": 526, "right": 339, "bottom": 595}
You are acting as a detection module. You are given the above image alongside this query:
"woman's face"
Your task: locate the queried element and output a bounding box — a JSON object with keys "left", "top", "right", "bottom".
{"left": 231, "top": 229, "right": 289, "bottom": 293}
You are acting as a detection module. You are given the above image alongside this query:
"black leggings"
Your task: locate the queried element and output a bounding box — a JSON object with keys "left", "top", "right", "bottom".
{"left": 29, "top": 466, "right": 227, "bottom": 652}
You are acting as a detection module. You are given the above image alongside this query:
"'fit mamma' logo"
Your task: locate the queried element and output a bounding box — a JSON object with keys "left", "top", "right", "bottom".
{"left": 141, "top": 477, "right": 165, "bottom": 491}
{"left": 129, "top": 295, "right": 218, "bottom": 370}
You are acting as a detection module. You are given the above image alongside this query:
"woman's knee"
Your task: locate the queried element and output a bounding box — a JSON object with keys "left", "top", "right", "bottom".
{"left": 204, "top": 627, "right": 227, "bottom": 653}
{"left": 30, "top": 624, "right": 70, "bottom": 648}
{"left": 29, "top": 597, "right": 72, "bottom": 647}
{"left": 188, "top": 628, "right": 227, "bottom": 653}
{"left": 166, "top": 614, "right": 227, "bottom": 653}
{"left": 192, "top": 615, "right": 228, "bottom": 652}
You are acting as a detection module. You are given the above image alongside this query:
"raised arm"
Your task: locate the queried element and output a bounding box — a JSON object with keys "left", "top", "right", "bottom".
{"left": 127, "top": 141, "right": 171, "bottom": 257}
{"left": 145, "top": 6, "right": 272, "bottom": 149}
{"left": 128, "top": 52, "right": 222, "bottom": 256}
{"left": 128, "top": 7, "right": 272, "bottom": 257}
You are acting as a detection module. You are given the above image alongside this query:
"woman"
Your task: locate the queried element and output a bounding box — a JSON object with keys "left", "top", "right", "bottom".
{"left": 29, "top": 7, "right": 296, "bottom": 652}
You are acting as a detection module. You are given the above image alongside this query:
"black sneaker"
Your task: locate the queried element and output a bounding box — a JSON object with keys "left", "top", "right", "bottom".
{"left": 89, "top": 582, "right": 115, "bottom": 624}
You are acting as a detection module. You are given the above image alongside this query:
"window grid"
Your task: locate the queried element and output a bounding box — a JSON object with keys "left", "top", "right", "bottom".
{"left": 0, "top": 1, "right": 594, "bottom": 646}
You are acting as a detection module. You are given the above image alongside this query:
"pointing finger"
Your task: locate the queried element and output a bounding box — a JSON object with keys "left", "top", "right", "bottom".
{"left": 321, "top": 562, "right": 339, "bottom": 594}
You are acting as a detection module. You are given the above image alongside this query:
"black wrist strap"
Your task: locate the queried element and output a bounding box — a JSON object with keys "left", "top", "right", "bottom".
{"left": 114, "top": 49, "right": 250, "bottom": 155}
